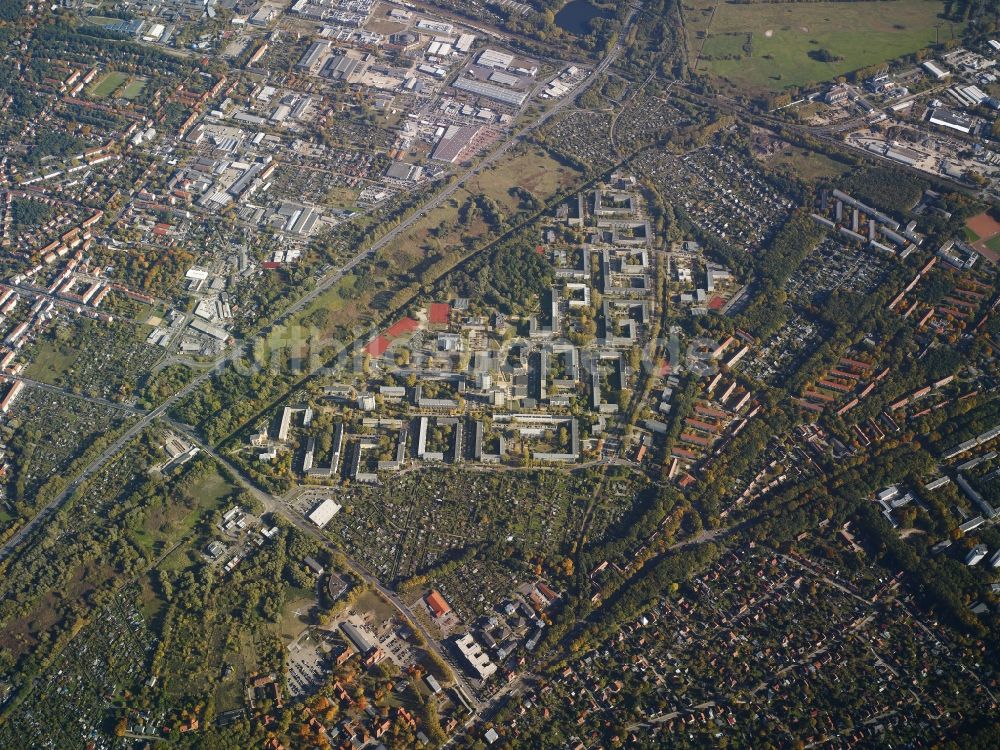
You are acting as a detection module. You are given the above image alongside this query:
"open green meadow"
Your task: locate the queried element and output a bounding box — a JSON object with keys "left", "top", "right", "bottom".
{"left": 89, "top": 71, "right": 129, "bottom": 98}
{"left": 687, "top": 0, "right": 958, "bottom": 90}
{"left": 119, "top": 77, "right": 147, "bottom": 99}
{"left": 764, "top": 146, "right": 853, "bottom": 182}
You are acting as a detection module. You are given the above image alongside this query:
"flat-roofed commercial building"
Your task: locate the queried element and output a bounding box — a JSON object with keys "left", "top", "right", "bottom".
{"left": 307, "top": 498, "right": 342, "bottom": 528}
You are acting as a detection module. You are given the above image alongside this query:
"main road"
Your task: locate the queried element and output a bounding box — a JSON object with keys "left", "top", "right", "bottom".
{"left": 273, "top": 2, "right": 637, "bottom": 327}
{"left": 0, "top": 6, "right": 639, "bottom": 697}
{"left": 162, "top": 422, "right": 485, "bottom": 709}
{"left": 0, "top": 355, "right": 230, "bottom": 561}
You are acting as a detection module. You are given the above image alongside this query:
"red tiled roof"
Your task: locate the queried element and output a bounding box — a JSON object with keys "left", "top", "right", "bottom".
{"left": 537, "top": 582, "right": 558, "bottom": 601}
{"left": 386, "top": 317, "right": 419, "bottom": 337}
{"left": 365, "top": 335, "right": 390, "bottom": 357}
{"left": 425, "top": 590, "right": 451, "bottom": 617}
{"left": 428, "top": 303, "right": 451, "bottom": 325}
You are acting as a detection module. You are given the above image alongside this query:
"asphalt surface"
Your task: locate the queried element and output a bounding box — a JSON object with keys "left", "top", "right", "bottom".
{"left": 0, "top": 9, "right": 638, "bottom": 712}
{"left": 274, "top": 6, "right": 634, "bottom": 328}
{"left": 0, "top": 357, "right": 228, "bottom": 561}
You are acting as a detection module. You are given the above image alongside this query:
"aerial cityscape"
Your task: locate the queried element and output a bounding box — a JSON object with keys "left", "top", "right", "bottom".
{"left": 0, "top": 0, "right": 999, "bottom": 747}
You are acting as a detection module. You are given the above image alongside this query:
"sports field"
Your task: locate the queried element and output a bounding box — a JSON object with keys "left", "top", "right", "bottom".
{"left": 687, "top": 0, "right": 958, "bottom": 90}
{"left": 965, "top": 211, "right": 1000, "bottom": 262}
{"left": 119, "top": 78, "right": 147, "bottom": 99}
{"left": 89, "top": 71, "right": 129, "bottom": 98}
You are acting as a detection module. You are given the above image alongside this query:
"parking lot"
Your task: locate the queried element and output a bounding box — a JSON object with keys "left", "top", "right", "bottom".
{"left": 286, "top": 629, "right": 331, "bottom": 698}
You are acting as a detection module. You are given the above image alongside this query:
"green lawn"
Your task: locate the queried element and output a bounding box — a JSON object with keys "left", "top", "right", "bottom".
{"left": 692, "top": 0, "right": 958, "bottom": 90}
{"left": 766, "top": 147, "right": 853, "bottom": 183}
{"left": 277, "top": 591, "right": 315, "bottom": 641}
{"left": 26, "top": 339, "right": 80, "bottom": 383}
{"left": 324, "top": 184, "right": 361, "bottom": 210}
{"left": 963, "top": 225, "right": 982, "bottom": 242}
{"left": 119, "top": 78, "right": 147, "bottom": 100}
{"left": 699, "top": 31, "right": 751, "bottom": 60}
{"left": 132, "top": 465, "right": 236, "bottom": 558}
{"left": 184, "top": 467, "right": 235, "bottom": 508}
{"left": 984, "top": 234, "right": 1000, "bottom": 253}
{"left": 84, "top": 15, "right": 121, "bottom": 27}
{"left": 273, "top": 272, "right": 357, "bottom": 344}
{"left": 0, "top": 506, "right": 14, "bottom": 537}
{"left": 89, "top": 71, "right": 129, "bottom": 99}
{"left": 466, "top": 146, "right": 582, "bottom": 214}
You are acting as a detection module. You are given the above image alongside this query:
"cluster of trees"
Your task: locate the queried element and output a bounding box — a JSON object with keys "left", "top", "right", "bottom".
{"left": 478, "top": 234, "right": 553, "bottom": 313}
{"left": 146, "top": 523, "right": 323, "bottom": 722}
{"left": 568, "top": 541, "right": 722, "bottom": 653}
{"left": 855, "top": 504, "right": 989, "bottom": 638}
{"left": 925, "top": 393, "right": 1000, "bottom": 453}
{"left": 616, "top": 0, "right": 685, "bottom": 81}
{"left": 138, "top": 364, "right": 195, "bottom": 409}
{"left": 658, "top": 374, "right": 699, "bottom": 461}
{"left": 472, "top": 192, "right": 506, "bottom": 232}
{"left": 23, "top": 131, "right": 84, "bottom": 166}
{"left": 229, "top": 265, "right": 296, "bottom": 336}
{"left": 808, "top": 48, "right": 844, "bottom": 63}
{"left": 0, "top": 0, "right": 21, "bottom": 21}
{"left": 722, "top": 213, "right": 824, "bottom": 340}
{"left": 840, "top": 166, "right": 928, "bottom": 215}
{"left": 170, "top": 363, "right": 299, "bottom": 447}
{"left": 0, "top": 433, "right": 169, "bottom": 692}
{"left": 9, "top": 198, "right": 51, "bottom": 229}
{"left": 2, "top": 404, "right": 130, "bottom": 523}
{"left": 98, "top": 241, "right": 195, "bottom": 295}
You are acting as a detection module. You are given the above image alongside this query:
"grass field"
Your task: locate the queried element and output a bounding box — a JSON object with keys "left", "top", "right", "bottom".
{"left": 353, "top": 589, "right": 396, "bottom": 624}
{"left": 465, "top": 146, "right": 580, "bottom": 214}
{"left": 119, "top": 77, "right": 147, "bottom": 100}
{"left": 277, "top": 591, "right": 316, "bottom": 641}
{"left": 89, "top": 71, "right": 129, "bottom": 98}
{"left": 379, "top": 191, "right": 476, "bottom": 276}
{"left": 272, "top": 273, "right": 359, "bottom": 351}
{"left": 764, "top": 146, "right": 853, "bottom": 182}
{"left": 0, "top": 506, "right": 14, "bottom": 537}
{"left": 964, "top": 225, "right": 981, "bottom": 242}
{"left": 26, "top": 340, "right": 78, "bottom": 382}
{"left": 687, "top": 0, "right": 958, "bottom": 90}
{"left": 131, "top": 465, "right": 236, "bottom": 558}
{"left": 373, "top": 146, "right": 582, "bottom": 311}
{"left": 84, "top": 15, "right": 120, "bottom": 26}
{"left": 699, "top": 31, "right": 751, "bottom": 60}
{"left": 986, "top": 234, "right": 1000, "bottom": 253}
{"left": 324, "top": 184, "right": 361, "bottom": 210}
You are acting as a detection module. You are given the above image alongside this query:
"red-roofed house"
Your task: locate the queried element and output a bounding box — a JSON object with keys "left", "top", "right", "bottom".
{"left": 365, "top": 335, "right": 390, "bottom": 357}
{"left": 425, "top": 590, "right": 451, "bottom": 618}
{"left": 386, "top": 317, "right": 420, "bottom": 338}
{"left": 428, "top": 303, "right": 451, "bottom": 326}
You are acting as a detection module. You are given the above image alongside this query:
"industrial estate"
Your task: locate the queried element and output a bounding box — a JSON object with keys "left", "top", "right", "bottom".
{"left": 1, "top": 0, "right": 1000, "bottom": 749}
